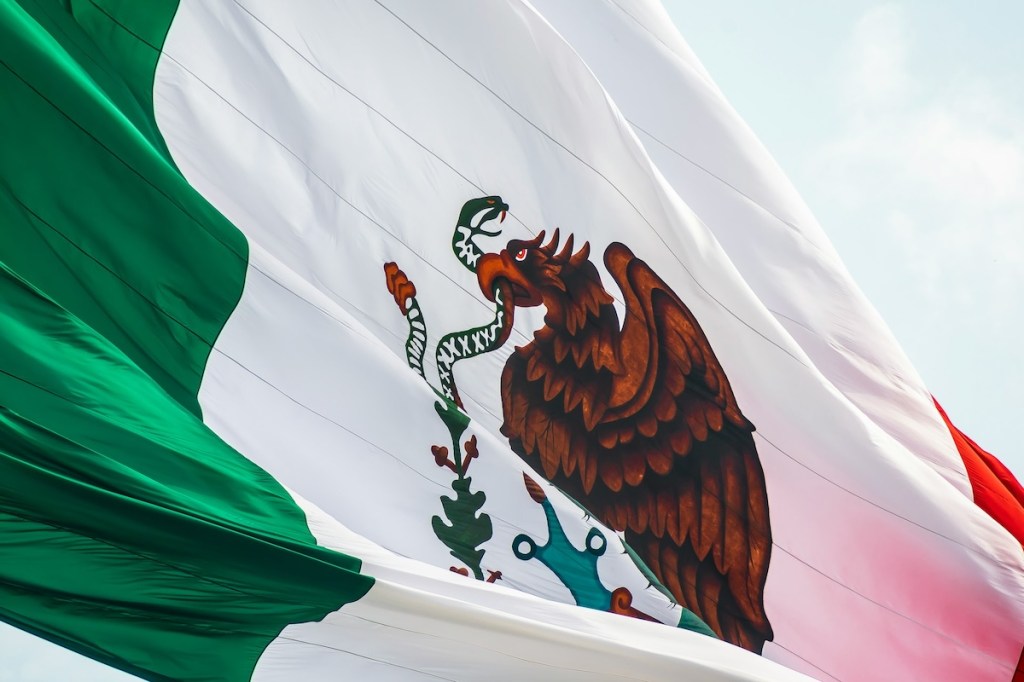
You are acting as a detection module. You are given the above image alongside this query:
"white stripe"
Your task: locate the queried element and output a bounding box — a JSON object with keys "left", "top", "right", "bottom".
{"left": 153, "top": 1, "right": 1024, "bottom": 679}
{"left": 254, "top": 494, "right": 811, "bottom": 682}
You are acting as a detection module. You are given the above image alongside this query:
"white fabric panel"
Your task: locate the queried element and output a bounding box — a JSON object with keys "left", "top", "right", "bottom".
{"left": 153, "top": 1, "right": 1024, "bottom": 680}
{"left": 254, "top": 494, "right": 811, "bottom": 682}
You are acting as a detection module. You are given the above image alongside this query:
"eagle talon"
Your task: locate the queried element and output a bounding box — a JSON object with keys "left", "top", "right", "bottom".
{"left": 485, "top": 570, "right": 502, "bottom": 583}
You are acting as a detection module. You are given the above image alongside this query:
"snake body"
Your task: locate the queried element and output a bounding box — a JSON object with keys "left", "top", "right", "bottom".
{"left": 435, "top": 281, "right": 512, "bottom": 406}
{"left": 392, "top": 198, "right": 513, "bottom": 407}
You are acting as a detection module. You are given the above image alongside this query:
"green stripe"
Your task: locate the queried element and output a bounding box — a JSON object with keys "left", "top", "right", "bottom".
{"left": 0, "top": 263, "right": 373, "bottom": 680}
{"left": 0, "top": 2, "right": 374, "bottom": 679}
{"left": 66, "top": 0, "right": 181, "bottom": 159}
{"left": 0, "top": 0, "right": 245, "bottom": 416}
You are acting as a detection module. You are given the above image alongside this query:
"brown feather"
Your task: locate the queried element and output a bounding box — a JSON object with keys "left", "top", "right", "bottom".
{"left": 607, "top": 500, "right": 628, "bottom": 531}
{"left": 599, "top": 457, "right": 624, "bottom": 492}
{"left": 744, "top": 449, "right": 772, "bottom": 614}
{"left": 670, "top": 427, "right": 692, "bottom": 456}
{"left": 645, "top": 443, "right": 674, "bottom": 476}
{"left": 582, "top": 390, "right": 606, "bottom": 431}
{"left": 553, "top": 335, "right": 570, "bottom": 363}
{"left": 563, "top": 377, "right": 585, "bottom": 414}
{"left": 706, "top": 405, "right": 724, "bottom": 432}
{"left": 581, "top": 450, "right": 598, "bottom": 494}
{"left": 597, "top": 427, "right": 617, "bottom": 450}
{"left": 680, "top": 552, "right": 700, "bottom": 618}
{"left": 703, "top": 364, "right": 721, "bottom": 396}
{"left": 543, "top": 371, "right": 565, "bottom": 402}
{"left": 649, "top": 489, "right": 665, "bottom": 537}
{"left": 655, "top": 391, "right": 677, "bottom": 422}
{"left": 688, "top": 340, "right": 704, "bottom": 372}
{"left": 686, "top": 401, "right": 709, "bottom": 442}
{"left": 628, "top": 494, "right": 649, "bottom": 533}
{"left": 700, "top": 454, "right": 725, "bottom": 570}
{"left": 623, "top": 449, "right": 646, "bottom": 487}
{"left": 721, "top": 449, "right": 748, "bottom": 577}
{"left": 664, "top": 363, "right": 687, "bottom": 395}
{"left": 526, "top": 353, "right": 545, "bottom": 382}
{"left": 549, "top": 419, "right": 570, "bottom": 470}
{"left": 575, "top": 450, "right": 592, "bottom": 495}
{"left": 697, "top": 569, "right": 724, "bottom": 638}
{"left": 658, "top": 489, "right": 677, "bottom": 541}
{"left": 539, "top": 444, "right": 559, "bottom": 480}
{"left": 672, "top": 477, "right": 695, "bottom": 546}
{"left": 637, "top": 411, "right": 658, "bottom": 438}
{"left": 617, "top": 423, "right": 636, "bottom": 445}
{"left": 659, "top": 538, "right": 683, "bottom": 602}
{"left": 526, "top": 409, "right": 549, "bottom": 462}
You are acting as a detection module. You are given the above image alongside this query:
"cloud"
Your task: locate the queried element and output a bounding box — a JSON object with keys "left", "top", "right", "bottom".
{"left": 841, "top": 4, "right": 909, "bottom": 107}
{"left": 809, "top": 4, "right": 1024, "bottom": 325}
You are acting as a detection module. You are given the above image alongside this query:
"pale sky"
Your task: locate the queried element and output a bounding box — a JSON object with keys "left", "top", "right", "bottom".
{"left": 663, "top": 0, "right": 1023, "bottom": 473}
{"left": 1, "top": 2, "right": 1020, "bottom": 679}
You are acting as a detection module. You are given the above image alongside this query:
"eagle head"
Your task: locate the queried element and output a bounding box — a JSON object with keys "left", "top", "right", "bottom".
{"left": 476, "top": 229, "right": 592, "bottom": 311}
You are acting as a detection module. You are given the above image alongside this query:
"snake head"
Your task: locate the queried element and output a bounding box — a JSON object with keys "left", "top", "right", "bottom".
{"left": 457, "top": 196, "right": 508, "bottom": 237}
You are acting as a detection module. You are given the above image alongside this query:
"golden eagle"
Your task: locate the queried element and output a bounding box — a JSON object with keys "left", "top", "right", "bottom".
{"left": 476, "top": 230, "right": 774, "bottom": 652}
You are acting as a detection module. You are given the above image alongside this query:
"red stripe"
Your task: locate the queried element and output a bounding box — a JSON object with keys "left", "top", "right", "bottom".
{"left": 933, "top": 399, "right": 1024, "bottom": 546}
{"left": 933, "top": 400, "right": 1024, "bottom": 681}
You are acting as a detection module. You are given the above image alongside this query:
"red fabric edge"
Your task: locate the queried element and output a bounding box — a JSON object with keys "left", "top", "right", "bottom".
{"left": 933, "top": 399, "right": 1024, "bottom": 682}
{"left": 933, "top": 399, "right": 1024, "bottom": 546}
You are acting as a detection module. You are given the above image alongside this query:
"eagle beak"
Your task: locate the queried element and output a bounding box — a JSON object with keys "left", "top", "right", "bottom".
{"left": 476, "top": 252, "right": 503, "bottom": 302}
{"left": 477, "top": 250, "right": 543, "bottom": 308}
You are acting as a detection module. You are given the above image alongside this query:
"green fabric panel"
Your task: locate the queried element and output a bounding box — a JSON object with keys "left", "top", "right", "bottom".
{"left": 0, "top": 0, "right": 247, "bottom": 416}
{"left": 0, "top": 261, "right": 374, "bottom": 681}
{"left": 66, "top": 0, "right": 181, "bottom": 158}
{"left": 0, "top": 3, "right": 375, "bottom": 679}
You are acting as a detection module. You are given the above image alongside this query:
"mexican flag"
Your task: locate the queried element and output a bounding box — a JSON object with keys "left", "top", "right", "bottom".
{"left": 1, "top": 1, "right": 1022, "bottom": 680}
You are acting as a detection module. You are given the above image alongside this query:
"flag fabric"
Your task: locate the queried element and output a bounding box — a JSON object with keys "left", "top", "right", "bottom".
{"left": 0, "top": 1, "right": 1021, "bottom": 681}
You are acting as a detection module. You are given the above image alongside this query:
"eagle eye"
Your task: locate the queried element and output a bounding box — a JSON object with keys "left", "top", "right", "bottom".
{"left": 514, "top": 248, "right": 528, "bottom": 262}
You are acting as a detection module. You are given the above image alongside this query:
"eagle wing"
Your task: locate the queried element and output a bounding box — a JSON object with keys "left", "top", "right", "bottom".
{"left": 498, "top": 241, "right": 772, "bottom": 652}
{"left": 595, "top": 241, "right": 773, "bottom": 651}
